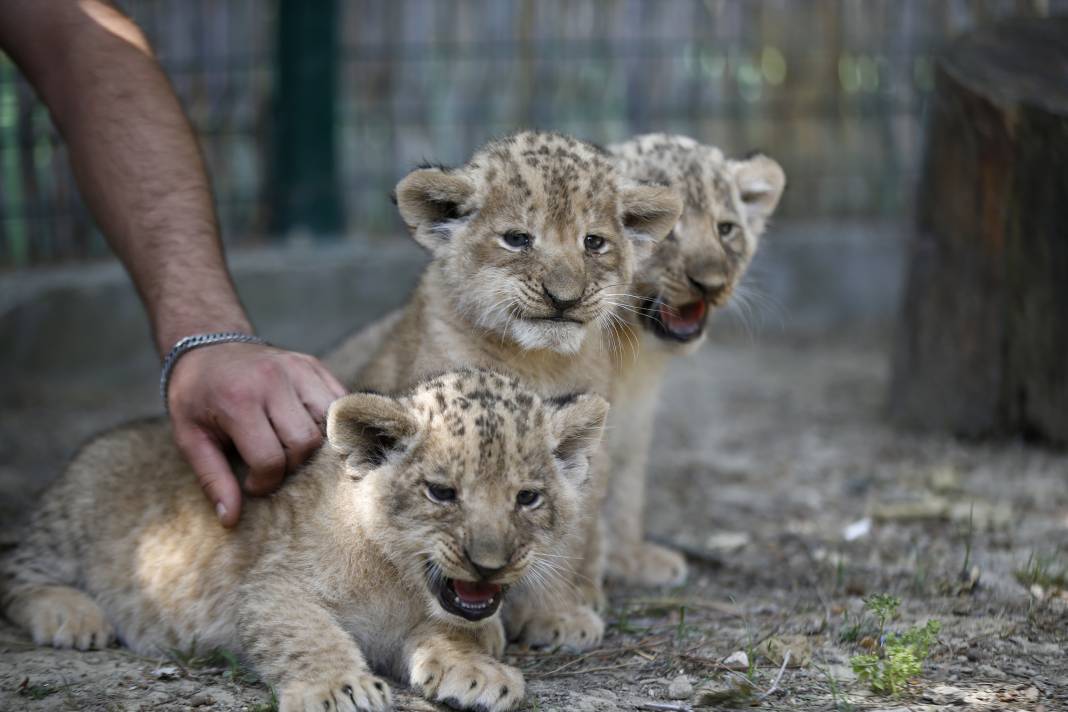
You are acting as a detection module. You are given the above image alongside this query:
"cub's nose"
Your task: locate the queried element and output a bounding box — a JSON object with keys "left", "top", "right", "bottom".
{"left": 464, "top": 548, "right": 508, "bottom": 580}
{"left": 687, "top": 274, "right": 728, "bottom": 299}
{"left": 543, "top": 285, "right": 581, "bottom": 313}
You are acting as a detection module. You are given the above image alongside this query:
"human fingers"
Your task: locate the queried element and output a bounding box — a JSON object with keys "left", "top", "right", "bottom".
{"left": 222, "top": 406, "right": 288, "bottom": 497}
{"left": 173, "top": 424, "right": 243, "bottom": 527}
{"left": 266, "top": 386, "right": 324, "bottom": 474}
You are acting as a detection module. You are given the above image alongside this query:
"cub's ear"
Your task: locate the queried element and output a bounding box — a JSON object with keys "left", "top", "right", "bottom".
{"left": 327, "top": 393, "right": 419, "bottom": 469}
{"left": 619, "top": 183, "right": 683, "bottom": 245}
{"left": 730, "top": 154, "right": 785, "bottom": 234}
{"left": 394, "top": 168, "right": 476, "bottom": 255}
{"left": 546, "top": 393, "right": 609, "bottom": 483}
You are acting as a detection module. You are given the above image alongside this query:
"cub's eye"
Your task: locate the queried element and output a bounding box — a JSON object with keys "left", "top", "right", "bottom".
{"left": 425, "top": 483, "right": 457, "bottom": 504}
{"left": 717, "top": 222, "right": 738, "bottom": 239}
{"left": 501, "top": 231, "right": 533, "bottom": 249}
{"left": 516, "top": 490, "right": 542, "bottom": 508}
{"left": 584, "top": 234, "right": 607, "bottom": 253}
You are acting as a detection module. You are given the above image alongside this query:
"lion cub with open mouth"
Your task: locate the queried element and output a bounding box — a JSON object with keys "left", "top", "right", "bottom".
{"left": 0, "top": 370, "right": 608, "bottom": 712}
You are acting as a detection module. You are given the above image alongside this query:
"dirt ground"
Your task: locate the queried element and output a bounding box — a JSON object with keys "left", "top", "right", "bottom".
{"left": 1, "top": 330, "right": 1065, "bottom": 711}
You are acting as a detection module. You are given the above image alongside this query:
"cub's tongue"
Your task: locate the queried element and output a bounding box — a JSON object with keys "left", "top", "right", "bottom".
{"left": 660, "top": 300, "right": 707, "bottom": 335}
{"left": 452, "top": 580, "right": 501, "bottom": 604}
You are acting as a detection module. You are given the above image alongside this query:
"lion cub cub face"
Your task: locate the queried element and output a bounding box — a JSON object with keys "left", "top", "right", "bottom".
{"left": 610, "top": 134, "right": 785, "bottom": 351}
{"left": 395, "top": 131, "right": 682, "bottom": 354}
{"left": 328, "top": 370, "right": 608, "bottom": 626}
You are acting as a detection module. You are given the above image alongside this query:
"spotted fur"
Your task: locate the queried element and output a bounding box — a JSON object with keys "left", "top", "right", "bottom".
{"left": 0, "top": 370, "right": 608, "bottom": 712}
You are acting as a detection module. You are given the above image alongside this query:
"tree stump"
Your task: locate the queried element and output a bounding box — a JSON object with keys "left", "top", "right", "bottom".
{"left": 890, "top": 17, "right": 1068, "bottom": 445}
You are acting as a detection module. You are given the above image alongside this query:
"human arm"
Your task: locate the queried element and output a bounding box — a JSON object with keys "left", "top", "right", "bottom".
{"left": 0, "top": 0, "right": 346, "bottom": 524}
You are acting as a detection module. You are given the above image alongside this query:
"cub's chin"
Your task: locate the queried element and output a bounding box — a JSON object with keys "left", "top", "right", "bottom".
{"left": 509, "top": 319, "right": 588, "bottom": 355}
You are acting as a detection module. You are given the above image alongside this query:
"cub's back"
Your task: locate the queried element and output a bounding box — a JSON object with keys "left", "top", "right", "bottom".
{"left": 13, "top": 421, "right": 261, "bottom": 653}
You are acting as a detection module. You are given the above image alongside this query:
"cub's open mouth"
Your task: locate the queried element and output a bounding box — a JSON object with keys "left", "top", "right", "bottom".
{"left": 642, "top": 298, "right": 708, "bottom": 342}
{"left": 431, "top": 577, "right": 505, "bottom": 621}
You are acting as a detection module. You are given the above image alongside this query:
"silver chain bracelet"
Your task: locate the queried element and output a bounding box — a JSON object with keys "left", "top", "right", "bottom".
{"left": 160, "top": 332, "right": 268, "bottom": 412}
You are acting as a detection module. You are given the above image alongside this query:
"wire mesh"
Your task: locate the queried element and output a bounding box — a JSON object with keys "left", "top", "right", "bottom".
{"left": 0, "top": 0, "right": 1063, "bottom": 267}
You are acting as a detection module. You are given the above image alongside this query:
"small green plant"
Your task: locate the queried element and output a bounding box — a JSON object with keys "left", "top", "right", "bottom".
{"left": 850, "top": 619, "right": 940, "bottom": 695}
{"left": 863, "top": 593, "right": 900, "bottom": 638}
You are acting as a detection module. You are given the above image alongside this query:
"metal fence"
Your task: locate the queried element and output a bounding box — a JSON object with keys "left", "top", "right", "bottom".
{"left": 1, "top": 0, "right": 1063, "bottom": 268}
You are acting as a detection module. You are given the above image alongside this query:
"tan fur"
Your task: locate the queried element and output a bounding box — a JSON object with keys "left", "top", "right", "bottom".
{"left": 1, "top": 370, "right": 608, "bottom": 712}
{"left": 325, "top": 131, "right": 682, "bottom": 651}
{"left": 602, "top": 134, "right": 785, "bottom": 586}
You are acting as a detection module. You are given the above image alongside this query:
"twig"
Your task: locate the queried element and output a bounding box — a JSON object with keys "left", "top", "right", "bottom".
{"left": 622, "top": 596, "right": 743, "bottom": 617}
{"left": 523, "top": 636, "right": 670, "bottom": 677}
{"left": 534, "top": 660, "right": 646, "bottom": 678}
{"left": 637, "top": 703, "right": 693, "bottom": 712}
{"left": 756, "top": 650, "right": 791, "bottom": 702}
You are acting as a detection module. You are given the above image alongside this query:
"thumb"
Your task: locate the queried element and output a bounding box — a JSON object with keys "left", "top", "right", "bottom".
{"left": 175, "top": 425, "right": 243, "bottom": 527}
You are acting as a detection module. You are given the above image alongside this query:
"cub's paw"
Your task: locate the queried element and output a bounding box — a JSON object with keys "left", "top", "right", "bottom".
{"left": 411, "top": 651, "right": 524, "bottom": 711}
{"left": 278, "top": 670, "right": 391, "bottom": 712}
{"left": 20, "top": 586, "right": 114, "bottom": 650}
{"left": 608, "top": 541, "right": 688, "bottom": 587}
{"left": 514, "top": 604, "right": 604, "bottom": 653}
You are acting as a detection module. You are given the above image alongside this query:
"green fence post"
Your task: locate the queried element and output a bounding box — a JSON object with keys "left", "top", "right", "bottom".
{"left": 270, "top": 0, "right": 342, "bottom": 238}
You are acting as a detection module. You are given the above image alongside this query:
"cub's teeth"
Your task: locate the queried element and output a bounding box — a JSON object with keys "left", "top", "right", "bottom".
{"left": 453, "top": 594, "right": 494, "bottom": 611}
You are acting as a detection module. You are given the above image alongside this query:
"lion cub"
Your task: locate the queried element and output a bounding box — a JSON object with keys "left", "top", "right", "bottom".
{"left": 325, "top": 131, "right": 682, "bottom": 650}
{"left": 0, "top": 370, "right": 608, "bottom": 712}
{"left": 602, "top": 134, "right": 785, "bottom": 586}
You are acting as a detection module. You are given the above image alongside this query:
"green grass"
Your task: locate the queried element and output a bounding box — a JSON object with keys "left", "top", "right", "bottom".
{"left": 248, "top": 690, "right": 279, "bottom": 712}
{"left": 18, "top": 682, "right": 61, "bottom": 700}
{"left": 167, "top": 644, "right": 261, "bottom": 685}
{"left": 1015, "top": 551, "right": 1068, "bottom": 592}
{"left": 815, "top": 664, "right": 855, "bottom": 712}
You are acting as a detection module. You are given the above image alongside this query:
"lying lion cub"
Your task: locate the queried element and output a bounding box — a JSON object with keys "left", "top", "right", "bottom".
{"left": 0, "top": 370, "right": 608, "bottom": 712}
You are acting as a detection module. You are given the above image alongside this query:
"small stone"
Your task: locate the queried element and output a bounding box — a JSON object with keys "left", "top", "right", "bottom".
{"left": 694, "top": 678, "right": 754, "bottom": 706}
{"left": 976, "top": 663, "right": 1007, "bottom": 680}
{"left": 666, "top": 674, "right": 693, "bottom": 700}
{"left": 722, "top": 650, "right": 749, "bottom": 671}
{"left": 924, "top": 684, "right": 964, "bottom": 704}
{"left": 872, "top": 498, "right": 949, "bottom": 522}
{"left": 150, "top": 665, "right": 181, "bottom": 680}
{"left": 760, "top": 635, "right": 812, "bottom": 668}
{"left": 704, "top": 531, "right": 750, "bottom": 552}
{"left": 842, "top": 517, "right": 872, "bottom": 541}
{"left": 189, "top": 692, "right": 215, "bottom": 707}
{"left": 929, "top": 465, "right": 962, "bottom": 493}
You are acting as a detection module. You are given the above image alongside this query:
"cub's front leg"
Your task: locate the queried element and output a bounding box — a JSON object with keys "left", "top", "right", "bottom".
{"left": 238, "top": 577, "right": 391, "bottom": 712}
{"left": 602, "top": 381, "right": 687, "bottom": 587}
{"left": 405, "top": 622, "right": 524, "bottom": 712}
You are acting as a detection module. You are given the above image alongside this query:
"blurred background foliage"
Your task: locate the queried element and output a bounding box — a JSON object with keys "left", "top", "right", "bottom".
{"left": 0, "top": 0, "right": 1064, "bottom": 268}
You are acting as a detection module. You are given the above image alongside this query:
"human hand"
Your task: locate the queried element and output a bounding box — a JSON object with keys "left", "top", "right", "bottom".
{"left": 166, "top": 342, "right": 347, "bottom": 527}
